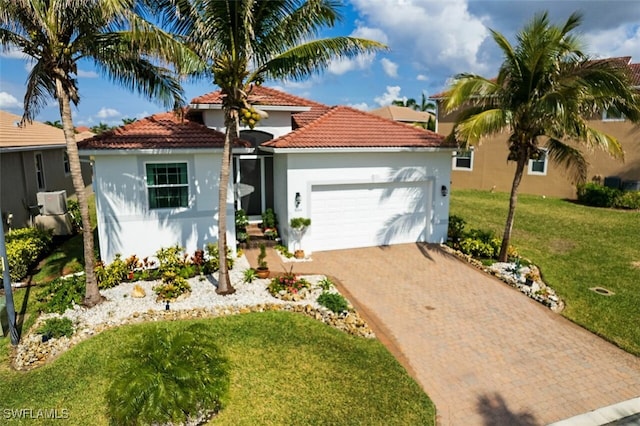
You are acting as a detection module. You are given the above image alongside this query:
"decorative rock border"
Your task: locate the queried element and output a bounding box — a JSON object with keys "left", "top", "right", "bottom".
{"left": 439, "top": 244, "right": 564, "bottom": 312}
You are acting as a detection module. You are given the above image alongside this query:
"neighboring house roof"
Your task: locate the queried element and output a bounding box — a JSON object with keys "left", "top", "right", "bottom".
{"left": 78, "top": 112, "right": 250, "bottom": 150}
{"left": 629, "top": 63, "right": 640, "bottom": 86}
{"left": 370, "top": 105, "right": 434, "bottom": 123}
{"left": 262, "top": 106, "right": 453, "bottom": 149}
{"left": 75, "top": 126, "right": 91, "bottom": 133}
{"left": 191, "top": 85, "right": 318, "bottom": 108}
{"left": 0, "top": 110, "right": 65, "bottom": 148}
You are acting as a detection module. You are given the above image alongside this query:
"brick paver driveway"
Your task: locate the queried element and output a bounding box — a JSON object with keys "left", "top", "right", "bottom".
{"left": 250, "top": 243, "right": 640, "bottom": 425}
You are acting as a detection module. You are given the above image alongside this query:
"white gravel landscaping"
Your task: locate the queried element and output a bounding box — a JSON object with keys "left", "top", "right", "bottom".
{"left": 14, "top": 256, "right": 374, "bottom": 370}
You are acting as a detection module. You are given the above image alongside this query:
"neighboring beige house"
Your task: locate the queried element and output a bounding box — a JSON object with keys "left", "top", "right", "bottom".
{"left": 433, "top": 57, "right": 640, "bottom": 199}
{"left": 0, "top": 111, "right": 93, "bottom": 230}
{"left": 370, "top": 105, "right": 434, "bottom": 128}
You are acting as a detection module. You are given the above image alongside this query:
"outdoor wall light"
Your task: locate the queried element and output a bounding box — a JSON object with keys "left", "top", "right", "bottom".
{"left": 294, "top": 192, "right": 301, "bottom": 208}
{"left": 441, "top": 185, "right": 448, "bottom": 197}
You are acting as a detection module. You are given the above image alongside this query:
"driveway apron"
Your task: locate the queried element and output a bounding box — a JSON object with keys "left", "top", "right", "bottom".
{"left": 249, "top": 243, "right": 640, "bottom": 425}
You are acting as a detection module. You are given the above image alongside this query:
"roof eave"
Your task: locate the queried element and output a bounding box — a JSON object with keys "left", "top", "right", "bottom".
{"left": 80, "top": 146, "right": 253, "bottom": 156}
{"left": 0, "top": 144, "right": 66, "bottom": 153}
{"left": 259, "top": 146, "right": 454, "bottom": 154}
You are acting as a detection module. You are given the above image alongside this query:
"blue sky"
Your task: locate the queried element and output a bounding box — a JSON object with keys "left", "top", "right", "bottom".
{"left": 1, "top": 0, "right": 640, "bottom": 127}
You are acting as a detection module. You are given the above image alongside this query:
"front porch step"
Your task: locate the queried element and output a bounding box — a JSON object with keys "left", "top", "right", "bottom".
{"left": 239, "top": 223, "right": 279, "bottom": 249}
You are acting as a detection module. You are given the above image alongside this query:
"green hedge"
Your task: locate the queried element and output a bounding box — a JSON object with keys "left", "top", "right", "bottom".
{"left": 577, "top": 182, "right": 640, "bottom": 209}
{"left": 4, "top": 227, "right": 53, "bottom": 282}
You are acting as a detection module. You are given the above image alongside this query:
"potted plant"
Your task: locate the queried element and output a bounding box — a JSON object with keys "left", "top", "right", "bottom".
{"left": 256, "top": 243, "right": 270, "bottom": 278}
{"left": 289, "top": 217, "right": 311, "bottom": 258}
{"left": 525, "top": 269, "right": 540, "bottom": 286}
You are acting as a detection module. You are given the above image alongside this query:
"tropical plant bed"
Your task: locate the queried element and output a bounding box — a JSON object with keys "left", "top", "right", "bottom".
{"left": 439, "top": 244, "right": 564, "bottom": 312}
{"left": 14, "top": 257, "right": 374, "bottom": 370}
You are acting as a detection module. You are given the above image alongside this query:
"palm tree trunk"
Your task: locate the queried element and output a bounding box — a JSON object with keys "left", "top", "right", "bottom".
{"left": 54, "top": 77, "right": 104, "bottom": 307}
{"left": 216, "top": 106, "right": 237, "bottom": 295}
{"left": 498, "top": 152, "right": 528, "bottom": 261}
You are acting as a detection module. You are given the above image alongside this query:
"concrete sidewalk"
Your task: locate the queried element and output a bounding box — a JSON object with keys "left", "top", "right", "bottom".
{"left": 245, "top": 243, "right": 640, "bottom": 425}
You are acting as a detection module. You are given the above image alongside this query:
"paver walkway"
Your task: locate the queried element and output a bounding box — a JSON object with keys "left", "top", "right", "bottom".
{"left": 245, "top": 243, "right": 640, "bottom": 425}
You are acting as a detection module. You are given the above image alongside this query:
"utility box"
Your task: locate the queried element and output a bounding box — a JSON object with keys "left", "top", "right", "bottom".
{"left": 37, "top": 190, "right": 68, "bottom": 215}
{"left": 603, "top": 176, "right": 622, "bottom": 189}
{"left": 622, "top": 180, "right": 640, "bottom": 191}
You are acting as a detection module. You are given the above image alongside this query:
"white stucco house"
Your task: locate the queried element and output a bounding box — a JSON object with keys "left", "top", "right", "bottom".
{"left": 79, "top": 86, "right": 456, "bottom": 263}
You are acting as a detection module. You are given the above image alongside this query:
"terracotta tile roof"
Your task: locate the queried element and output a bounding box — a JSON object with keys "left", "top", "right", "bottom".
{"left": 291, "top": 104, "right": 331, "bottom": 129}
{"left": 629, "top": 63, "right": 640, "bottom": 86}
{"left": 191, "top": 85, "right": 320, "bottom": 108}
{"left": 1, "top": 110, "right": 66, "bottom": 148}
{"left": 262, "top": 106, "right": 453, "bottom": 149}
{"left": 78, "top": 111, "right": 250, "bottom": 150}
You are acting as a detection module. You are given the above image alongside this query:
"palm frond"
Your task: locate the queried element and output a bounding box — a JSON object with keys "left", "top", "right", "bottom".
{"left": 256, "top": 36, "right": 386, "bottom": 81}
{"left": 444, "top": 75, "right": 499, "bottom": 112}
{"left": 455, "top": 108, "right": 508, "bottom": 145}
{"left": 545, "top": 137, "right": 589, "bottom": 183}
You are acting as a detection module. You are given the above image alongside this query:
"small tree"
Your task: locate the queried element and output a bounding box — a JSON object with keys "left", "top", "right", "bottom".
{"left": 443, "top": 11, "right": 640, "bottom": 261}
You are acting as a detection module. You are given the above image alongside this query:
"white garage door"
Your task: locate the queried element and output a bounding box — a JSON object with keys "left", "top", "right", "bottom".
{"left": 310, "top": 181, "right": 433, "bottom": 252}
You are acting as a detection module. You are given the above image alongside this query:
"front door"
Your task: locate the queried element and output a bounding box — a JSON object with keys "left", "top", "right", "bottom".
{"left": 234, "top": 155, "right": 274, "bottom": 218}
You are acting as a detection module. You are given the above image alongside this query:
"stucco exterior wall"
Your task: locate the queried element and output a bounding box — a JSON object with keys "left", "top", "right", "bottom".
{"left": 202, "top": 110, "right": 294, "bottom": 138}
{"left": 1, "top": 147, "right": 92, "bottom": 229}
{"left": 273, "top": 150, "right": 452, "bottom": 253}
{"left": 92, "top": 151, "right": 235, "bottom": 263}
{"left": 438, "top": 109, "right": 640, "bottom": 199}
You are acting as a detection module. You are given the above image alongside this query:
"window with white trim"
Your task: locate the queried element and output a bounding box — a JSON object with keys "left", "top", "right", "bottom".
{"left": 528, "top": 149, "right": 548, "bottom": 175}
{"left": 452, "top": 148, "right": 474, "bottom": 171}
{"left": 35, "top": 152, "right": 46, "bottom": 190}
{"left": 63, "top": 151, "right": 71, "bottom": 175}
{"left": 146, "top": 162, "right": 189, "bottom": 209}
{"left": 602, "top": 106, "right": 625, "bottom": 121}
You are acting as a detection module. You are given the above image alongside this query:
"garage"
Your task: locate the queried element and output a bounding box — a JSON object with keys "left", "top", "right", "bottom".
{"left": 309, "top": 180, "right": 433, "bottom": 252}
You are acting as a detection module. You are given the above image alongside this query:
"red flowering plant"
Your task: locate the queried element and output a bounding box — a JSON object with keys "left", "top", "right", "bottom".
{"left": 267, "top": 266, "right": 310, "bottom": 300}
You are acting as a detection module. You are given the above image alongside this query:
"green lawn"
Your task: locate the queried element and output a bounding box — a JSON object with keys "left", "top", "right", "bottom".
{"left": 450, "top": 189, "right": 640, "bottom": 355}
{"left": 0, "top": 313, "right": 435, "bottom": 425}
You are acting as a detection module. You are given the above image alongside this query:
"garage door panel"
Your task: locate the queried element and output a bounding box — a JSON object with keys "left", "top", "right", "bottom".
{"left": 310, "top": 181, "right": 432, "bottom": 252}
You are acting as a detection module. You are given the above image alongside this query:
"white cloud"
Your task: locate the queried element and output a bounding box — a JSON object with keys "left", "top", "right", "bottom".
{"left": 584, "top": 25, "right": 640, "bottom": 60}
{"left": 77, "top": 69, "right": 98, "bottom": 78}
{"left": 374, "top": 86, "right": 403, "bottom": 107}
{"left": 24, "top": 62, "right": 35, "bottom": 73}
{"left": 327, "top": 24, "right": 385, "bottom": 75}
{"left": 348, "top": 102, "right": 370, "bottom": 111}
{"left": 351, "top": 0, "right": 491, "bottom": 76}
{"left": 135, "top": 111, "right": 150, "bottom": 120}
{"left": 380, "top": 58, "right": 399, "bottom": 77}
{"left": 416, "top": 74, "right": 428, "bottom": 81}
{"left": 0, "top": 92, "right": 22, "bottom": 109}
{"left": 328, "top": 52, "right": 375, "bottom": 75}
{"left": 96, "top": 107, "right": 121, "bottom": 119}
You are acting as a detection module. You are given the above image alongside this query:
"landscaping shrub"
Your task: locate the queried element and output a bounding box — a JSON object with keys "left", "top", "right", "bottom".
{"left": 267, "top": 268, "right": 310, "bottom": 297}
{"left": 66, "top": 199, "right": 82, "bottom": 232}
{"left": 153, "top": 271, "right": 191, "bottom": 300}
{"left": 458, "top": 229, "right": 501, "bottom": 259}
{"left": 318, "top": 277, "right": 334, "bottom": 291}
{"left": 95, "top": 254, "right": 128, "bottom": 289}
{"left": 4, "top": 227, "right": 53, "bottom": 282}
{"left": 613, "top": 190, "right": 640, "bottom": 210}
{"left": 317, "top": 292, "right": 349, "bottom": 313}
{"left": 36, "top": 275, "right": 85, "bottom": 313}
{"left": 577, "top": 182, "right": 621, "bottom": 207}
{"left": 447, "top": 215, "right": 466, "bottom": 246}
{"left": 36, "top": 317, "right": 74, "bottom": 339}
{"left": 204, "top": 243, "right": 235, "bottom": 273}
{"left": 106, "top": 324, "right": 230, "bottom": 426}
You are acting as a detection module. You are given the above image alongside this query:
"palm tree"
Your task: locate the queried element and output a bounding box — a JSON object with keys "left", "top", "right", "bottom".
{"left": 443, "top": 11, "right": 640, "bottom": 261}
{"left": 0, "top": 0, "right": 200, "bottom": 307}
{"left": 155, "top": 0, "right": 386, "bottom": 294}
{"left": 392, "top": 93, "right": 436, "bottom": 130}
